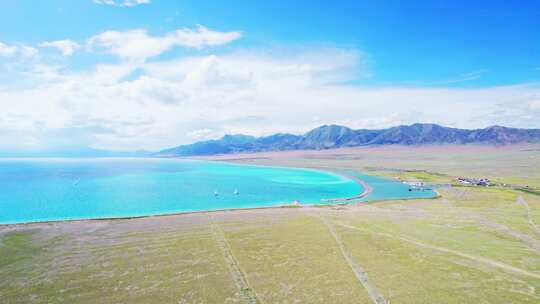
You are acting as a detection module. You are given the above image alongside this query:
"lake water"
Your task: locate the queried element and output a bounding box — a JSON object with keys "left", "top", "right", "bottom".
{"left": 347, "top": 170, "right": 438, "bottom": 202}
{"left": 0, "top": 158, "right": 437, "bottom": 224}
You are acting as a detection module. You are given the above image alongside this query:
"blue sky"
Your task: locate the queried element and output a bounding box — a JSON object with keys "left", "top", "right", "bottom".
{"left": 2, "top": 0, "right": 538, "bottom": 86}
{"left": 0, "top": 0, "right": 539, "bottom": 151}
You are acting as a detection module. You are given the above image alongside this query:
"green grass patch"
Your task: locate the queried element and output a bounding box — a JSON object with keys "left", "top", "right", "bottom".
{"left": 0, "top": 230, "right": 39, "bottom": 269}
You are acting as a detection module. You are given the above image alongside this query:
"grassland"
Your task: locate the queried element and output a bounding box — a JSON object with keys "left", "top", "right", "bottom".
{"left": 1, "top": 145, "right": 540, "bottom": 303}
{"left": 206, "top": 144, "right": 540, "bottom": 189}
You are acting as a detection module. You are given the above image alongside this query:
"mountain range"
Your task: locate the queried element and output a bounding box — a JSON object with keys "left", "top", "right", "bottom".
{"left": 156, "top": 123, "right": 540, "bottom": 157}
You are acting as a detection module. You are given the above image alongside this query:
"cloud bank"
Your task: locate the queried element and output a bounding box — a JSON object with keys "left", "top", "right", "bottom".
{"left": 39, "top": 40, "right": 81, "bottom": 56}
{"left": 0, "top": 41, "right": 37, "bottom": 57}
{"left": 1, "top": 26, "right": 539, "bottom": 152}
{"left": 87, "top": 26, "right": 242, "bottom": 61}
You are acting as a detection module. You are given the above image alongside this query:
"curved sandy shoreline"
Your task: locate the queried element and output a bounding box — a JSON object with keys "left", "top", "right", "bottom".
{"left": 0, "top": 167, "right": 374, "bottom": 227}
{"left": 321, "top": 171, "right": 373, "bottom": 202}
{"left": 0, "top": 168, "right": 443, "bottom": 227}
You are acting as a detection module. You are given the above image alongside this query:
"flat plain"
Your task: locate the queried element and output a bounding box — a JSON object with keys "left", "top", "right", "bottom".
{"left": 2, "top": 145, "right": 540, "bottom": 303}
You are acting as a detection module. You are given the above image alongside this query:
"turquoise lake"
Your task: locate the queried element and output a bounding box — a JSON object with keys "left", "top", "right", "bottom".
{"left": 0, "top": 158, "right": 437, "bottom": 224}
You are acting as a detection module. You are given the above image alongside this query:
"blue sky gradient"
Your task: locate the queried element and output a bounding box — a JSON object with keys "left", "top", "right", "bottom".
{"left": 2, "top": 0, "right": 538, "bottom": 86}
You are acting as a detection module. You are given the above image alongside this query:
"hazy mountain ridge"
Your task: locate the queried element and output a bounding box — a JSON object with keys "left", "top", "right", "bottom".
{"left": 156, "top": 123, "right": 540, "bottom": 157}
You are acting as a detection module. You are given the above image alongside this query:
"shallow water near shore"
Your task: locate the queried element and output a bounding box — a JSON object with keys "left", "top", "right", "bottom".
{"left": 346, "top": 170, "right": 439, "bottom": 202}
{"left": 0, "top": 158, "right": 364, "bottom": 224}
{"left": 0, "top": 158, "right": 437, "bottom": 224}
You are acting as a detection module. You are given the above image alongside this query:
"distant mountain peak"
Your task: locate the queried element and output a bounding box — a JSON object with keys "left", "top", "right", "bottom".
{"left": 156, "top": 123, "right": 540, "bottom": 157}
{"left": 304, "top": 124, "right": 351, "bottom": 133}
{"left": 485, "top": 125, "right": 507, "bottom": 130}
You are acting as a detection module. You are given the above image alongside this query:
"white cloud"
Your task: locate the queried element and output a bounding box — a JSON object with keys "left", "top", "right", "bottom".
{"left": 529, "top": 99, "right": 540, "bottom": 110}
{"left": 87, "top": 26, "right": 242, "bottom": 61}
{"left": 39, "top": 40, "right": 80, "bottom": 56}
{"left": 2, "top": 47, "right": 540, "bottom": 152}
{"left": 20, "top": 46, "right": 39, "bottom": 57}
{"left": 0, "top": 42, "right": 18, "bottom": 56}
{"left": 0, "top": 42, "right": 38, "bottom": 58}
{"left": 93, "top": 0, "right": 150, "bottom": 7}
{"left": 174, "top": 26, "right": 243, "bottom": 49}
{"left": 187, "top": 128, "right": 215, "bottom": 140}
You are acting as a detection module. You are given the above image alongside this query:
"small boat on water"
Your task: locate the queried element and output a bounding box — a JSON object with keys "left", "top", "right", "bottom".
{"left": 214, "top": 190, "right": 219, "bottom": 197}
{"left": 234, "top": 189, "right": 239, "bottom": 195}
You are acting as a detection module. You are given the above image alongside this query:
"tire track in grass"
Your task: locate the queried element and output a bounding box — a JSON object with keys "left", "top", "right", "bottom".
{"left": 318, "top": 214, "right": 388, "bottom": 304}
{"left": 445, "top": 194, "right": 540, "bottom": 255}
{"left": 209, "top": 216, "right": 260, "bottom": 304}
{"left": 337, "top": 222, "right": 540, "bottom": 280}
{"left": 516, "top": 196, "right": 540, "bottom": 236}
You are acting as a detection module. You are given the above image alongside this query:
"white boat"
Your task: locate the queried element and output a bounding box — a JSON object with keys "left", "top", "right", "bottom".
{"left": 234, "top": 189, "right": 239, "bottom": 195}
{"left": 214, "top": 190, "right": 219, "bottom": 197}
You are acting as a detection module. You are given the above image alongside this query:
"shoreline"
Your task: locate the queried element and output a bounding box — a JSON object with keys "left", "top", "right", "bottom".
{"left": 0, "top": 165, "right": 441, "bottom": 227}
{"left": 0, "top": 204, "right": 306, "bottom": 228}
{"left": 0, "top": 167, "right": 374, "bottom": 227}
{"left": 1, "top": 194, "right": 443, "bottom": 229}
{"left": 321, "top": 170, "right": 373, "bottom": 202}
{"left": 0, "top": 192, "right": 444, "bottom": 228}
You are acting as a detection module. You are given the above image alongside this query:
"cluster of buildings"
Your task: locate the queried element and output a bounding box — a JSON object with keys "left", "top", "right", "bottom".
{"left": 456, "top": 177, "right": 492, "bottom": 186}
